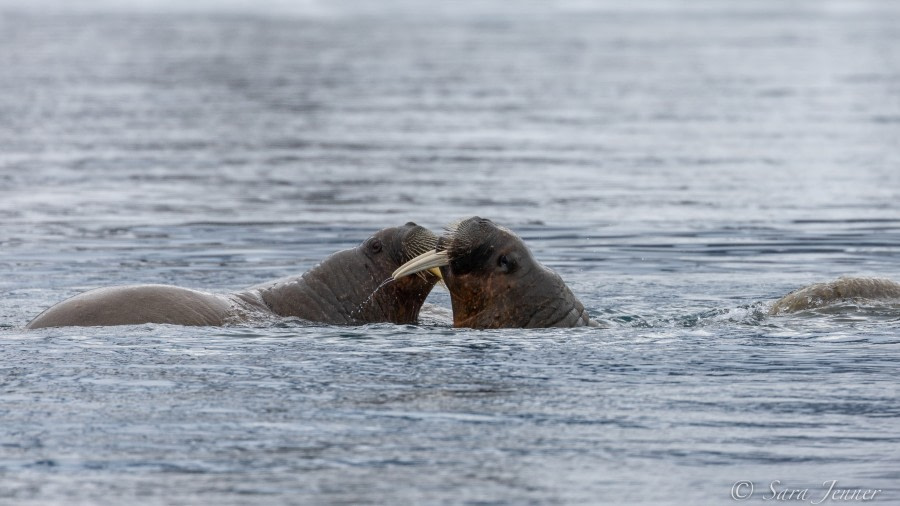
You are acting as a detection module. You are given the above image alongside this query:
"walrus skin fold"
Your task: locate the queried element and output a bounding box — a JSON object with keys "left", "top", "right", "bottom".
{"left": 26, "top": 223, "right": 441, "bottom": 329}
{"left": 393, "top": 217, "right": 598, "bottom": 328}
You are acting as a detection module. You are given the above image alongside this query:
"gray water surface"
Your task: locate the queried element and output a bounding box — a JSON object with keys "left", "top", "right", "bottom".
{"left": 2, "top": 1, "right": 900, "bottom": 504}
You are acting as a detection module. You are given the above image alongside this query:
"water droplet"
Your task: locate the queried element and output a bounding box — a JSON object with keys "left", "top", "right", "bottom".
{"left": 349, "top": 277, "right": 394, "bottom": 321}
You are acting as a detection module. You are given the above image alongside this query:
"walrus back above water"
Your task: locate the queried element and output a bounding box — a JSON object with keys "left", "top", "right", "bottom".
{"left": 25, "top": 285, "right": 237, "bottom": 328}
{"left": 769, "top": 277, "right": 900, "bottom": 315}
{"left": 26, "top": 223, "right": 440, "bottom": 329}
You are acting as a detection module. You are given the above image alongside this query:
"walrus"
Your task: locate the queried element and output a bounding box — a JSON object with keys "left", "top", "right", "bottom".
{"left": 769, "top": 277, "right": 900, "bottom": 315}
{"left": 392, "top": 217, "right": 598, "bottom": 328}
{"left": 26, "top": 222, "right": 441, "bottom": 329}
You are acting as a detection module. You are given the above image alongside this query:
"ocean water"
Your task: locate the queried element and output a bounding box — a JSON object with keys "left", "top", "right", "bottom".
{"left": 2, "top": 1, "right": 900, "bottom": 504}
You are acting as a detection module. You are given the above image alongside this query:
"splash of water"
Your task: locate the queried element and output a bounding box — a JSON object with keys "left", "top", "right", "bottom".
{"left": 349, "top": 277, "right": 395, "bottom": 322}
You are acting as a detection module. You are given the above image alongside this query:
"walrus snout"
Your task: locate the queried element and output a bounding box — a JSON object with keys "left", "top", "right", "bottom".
{"left": 393, "top": 216, "right": 510, "bottom": 280}
{"left": 391, "top": 223, "right": 443, "bottom": 281}
{"left": 399, "top": 223, "right": 438, "bottom": 260}
{"left": 443, "top": 216, "right": 510, "bottom": 251}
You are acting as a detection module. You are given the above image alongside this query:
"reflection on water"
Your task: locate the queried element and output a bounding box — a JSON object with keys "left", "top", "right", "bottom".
{"left": 1, "top": 0, "right": 900, "bottom": 504}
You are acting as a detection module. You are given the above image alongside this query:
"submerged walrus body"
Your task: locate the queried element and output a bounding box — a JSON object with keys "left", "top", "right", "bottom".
{"left": 770, "top": 277, "right": 900, "bottom": 315}
{"left": 26, "top": 223, "right": 440, "bottom": 329}
{"left": 393, "top": 217, "right": 597, "bottom": 328}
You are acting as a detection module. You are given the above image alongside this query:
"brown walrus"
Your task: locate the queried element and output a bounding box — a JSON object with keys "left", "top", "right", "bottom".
{"left": 769, "top": 277, "right": 900, "bottom": 315}
{"left": 392, "top": 217, "right": 598, "bottom": 328}
{"left": 26, "top": 223, "right": 441, "bottom": 329}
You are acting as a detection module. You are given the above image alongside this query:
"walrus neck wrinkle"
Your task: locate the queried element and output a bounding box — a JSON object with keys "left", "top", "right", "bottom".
{"left": 507, "top": 267, "right": 579, "bottom": 328}
{"left": 256, "top": 249, "right": 379, "bottom": 324}
{"left": 531, "top": 268, "right": 592, "bottom": 327}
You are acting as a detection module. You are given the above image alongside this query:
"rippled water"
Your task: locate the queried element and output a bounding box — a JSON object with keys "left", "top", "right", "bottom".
{"left": 2, "top": 1, "right": 900, "bottom": 504}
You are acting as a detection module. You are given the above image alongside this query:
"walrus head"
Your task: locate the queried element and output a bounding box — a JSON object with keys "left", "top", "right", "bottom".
{"left": 335, "top": 221, "right": 442, "bottom": 324}
{"left": 259, "top": 222, "right": 441, "bottom": 325}
{"left": 392, "top": 217, "right": 596, "bottom": 328}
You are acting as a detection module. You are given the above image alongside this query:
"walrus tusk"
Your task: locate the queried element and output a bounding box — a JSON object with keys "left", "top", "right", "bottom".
{"left": 392, "top": 250, "right": 449, "bottom": 280}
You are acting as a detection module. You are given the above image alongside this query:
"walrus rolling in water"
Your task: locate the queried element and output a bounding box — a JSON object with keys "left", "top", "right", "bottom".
{"left": 770, "top": 277, "right": 900, "bottom": 315}
{"left": 392, "top": 217, "right": 597, "bottom": 328}
{"left": 26, "top": 222, "right": 441, "bottom": 329}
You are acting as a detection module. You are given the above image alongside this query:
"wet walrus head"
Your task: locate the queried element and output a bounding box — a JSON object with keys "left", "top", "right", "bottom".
{"left": 258, "top": 222, "right": 442, "bottom": 325}
{"left": 392, "top": 217, "right": 597, "bottom": 328}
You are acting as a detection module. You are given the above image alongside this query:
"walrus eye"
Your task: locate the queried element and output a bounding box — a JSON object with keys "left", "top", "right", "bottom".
{"left": 370, "top": 239, "right": 383, "bottom": 254}
{"left": 498, "top": 254, "right": 512, "bottom": 273}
